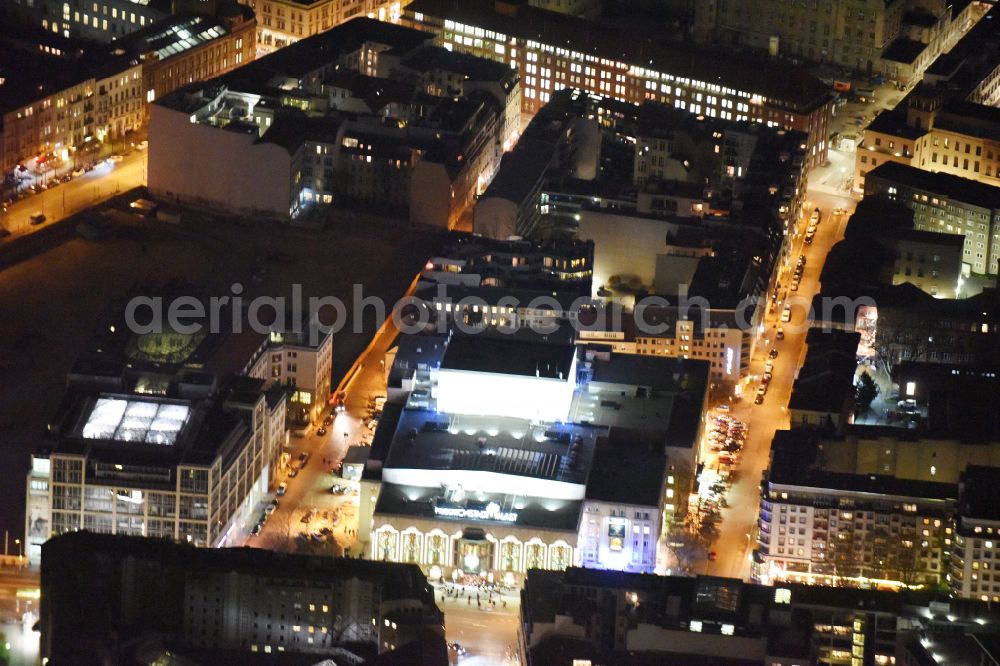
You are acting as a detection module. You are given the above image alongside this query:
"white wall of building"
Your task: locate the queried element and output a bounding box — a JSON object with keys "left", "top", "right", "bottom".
{"left": 435, "top": 366, "right": 575, "bottom": 422}
{"left": 473, "top": 197, "right": 520, "bottom": 240}
{"left": 576, "top": 210, "right": 677, "bottom": 295}
{"left": 148, "top": 104, "right": 293, "bottom": 217}
{"left": 577, "top": 501, "right": 659, "bottom": 573}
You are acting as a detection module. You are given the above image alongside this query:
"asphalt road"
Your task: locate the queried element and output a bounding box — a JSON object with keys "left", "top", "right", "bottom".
{"left": 1, "top": 151, "right": 147, "bottom": 236}
{"left": 700, "top": 196, "right": 853, "bottom": 581}
{"left": 250, "top": 317, "right": 401, "bottom": 553}
{"left": 436, "top": 588, "right": 520, "bottom": 666}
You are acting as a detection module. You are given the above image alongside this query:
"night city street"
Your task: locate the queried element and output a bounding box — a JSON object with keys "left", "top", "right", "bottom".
{"left": 2, "top": 0, "right": 999, "bottom": 664}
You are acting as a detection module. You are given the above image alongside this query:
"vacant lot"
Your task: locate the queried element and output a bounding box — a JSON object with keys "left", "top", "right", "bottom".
{"left": 0, "top": 206, "right": 444, "bottom": 539}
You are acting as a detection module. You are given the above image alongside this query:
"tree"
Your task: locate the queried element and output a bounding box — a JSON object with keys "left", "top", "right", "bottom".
{"left": 855, "top": 372, "right": 879, "bottom": 413}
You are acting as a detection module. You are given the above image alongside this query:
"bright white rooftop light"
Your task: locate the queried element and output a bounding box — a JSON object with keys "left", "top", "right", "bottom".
{"left": 83, "top": 398, "right": 190, "bottom": 445}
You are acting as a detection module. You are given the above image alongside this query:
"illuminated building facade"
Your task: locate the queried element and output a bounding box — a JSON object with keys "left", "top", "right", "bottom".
{"left": 246, "top": 323, "right": 333, "bottom": 427}
{"left": 23, "top": 297, "right": 298, "bottom": 564}
{"left": 118, "top": 9, "right": 257, "bottom": 111}
{"left": 364, "top": 330, "right": 708, "bottom": 583}
{"left": 26, "top": 379, "right": 283, "bottom": 565}
{"left": 755, "top": 430, "right": 954, "bottom": 590}
{"left": 757, "top": 369, "right": 1000, "bottom": 594}
{"left": 238, "top": 0, "right": 402, "bottom": 54}
{"left": 521, "top": 567, "right": 1000, "bottom": 666}
{"left": 864, "top": 161, "right": 1000, "bottom": 276}
{"left": 40, "top": 531, "right": 444, "bottom": 663}
{"left": 8, "top": 0, "right": 171, "bottom": 42}
{"left": 0, "top": 46, "right": 143, "bottom": 178}
{"left": 402, "top": 0, "right": 835, "bottom": 169}
{"left": 149, "top": 18, "right": 514, "bottom": 224}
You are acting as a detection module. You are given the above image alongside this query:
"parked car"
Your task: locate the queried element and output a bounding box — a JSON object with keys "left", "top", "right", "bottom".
{"left": 30, "top": 212, "right": 46, "bottom": 225}
{"left": 776, "top": 327, "right": 785, "bottom": 340}
{"left": 754, "top": 394, "right": 764, "bottom": 404}
{"left": 317, "top": 427, "right": 327, "bottom": 436}
{"left": 250, "top": 524, "right": 262, "bottom": 536}
{"left": 288, "top": 468, "right": 299, "bottom": 478}
{"left": 780, "top": 306, "right": 791, "bottom": 323}
{"left": 769, "top": 348, "right": 779, "bottom": 359}
{"left": 447, "top": 642, "right": 467, "bottom": 656}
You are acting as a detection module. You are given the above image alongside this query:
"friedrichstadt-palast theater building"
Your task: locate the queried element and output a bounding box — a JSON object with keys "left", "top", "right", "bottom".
{"left": 358, "top": 325, "right": 710, "bottom": 586}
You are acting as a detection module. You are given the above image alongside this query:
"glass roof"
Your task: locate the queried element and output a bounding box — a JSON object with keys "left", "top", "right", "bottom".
{"left": 82, "top": 398, "right": 190, "bottom": 445}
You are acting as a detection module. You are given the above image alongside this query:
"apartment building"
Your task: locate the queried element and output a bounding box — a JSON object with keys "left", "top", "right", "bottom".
{"left": 8, "top": 0, "right": 172, "bottom": 41}
{"left": 521, "top": 567, "right": 1000, "bottom": 666}
{"left": 40, "top": 531, "right": 445, "bottom": 664}
{"left": 149, "top": 19, "right": 512, "bottom": 225}
{"left": 854, "top": 6, "right": 1000, "bottom": 191}
{"left": 245, "top": 322, "right": 333, "bottom": 427}
{"left": 116, "top": 9, "right": 257, "bottom": 110}
{"left": 239, "top": 0, "right": 402, "bottom": 54}
{"left": 402, "top": 0, "right": 835, "bottom": 169}
{"left": 758, "top": 357, "right": 1000, "bottom": 593}
{"left": 0, "top": 43, "right": 143, "bottom": 177}
{"left": 0, "top": 9, "right": 255, "bottom": 178}
{"left": 856, "top": 95, "right": 1000, "bottom": 193}
{"left": 420, "top": 234, "right": 594, "bottom": 294}
{"left": 25, "top": 377, "right": 286, "bottom": 564}
{"left": 953, "top": 465, "right": 1000, "bottom": 601}
{"left": 693, "top": 0, "right": 967, "bottom": 81}
{"left": 864, "top": 161, "right": 1000, "bottom": 276}
{"left": 755, "top": 429, "right": 956, "bottom": 590}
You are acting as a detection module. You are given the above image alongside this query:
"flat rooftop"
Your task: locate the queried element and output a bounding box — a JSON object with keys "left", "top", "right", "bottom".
{"left": 585, "top": 440, "right": 665, "bottom": 507}
{"left": 406, "top": 0, "right": 833, "bottom": 111}
{"left": 576, "top": 351, "right": 709, "bottom": 450}
{"left": 383, "top": 408, "right": 602, "bottom": 485}
{"left": 867, "top": 161, "right": 1000, "bottom": 210}
{"left": 768, "top": 430, "right": 957, "bottom": 502}
{"left": 440, "top": 333, "right": 576, "bottom": 379}
{"left": 374, "top": 482, "right": 583, "bottom": 532}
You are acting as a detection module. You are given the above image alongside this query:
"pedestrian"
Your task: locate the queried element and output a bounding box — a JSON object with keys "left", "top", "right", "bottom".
{"left": 467, "top": 597, "right": 471, "bottom": 605}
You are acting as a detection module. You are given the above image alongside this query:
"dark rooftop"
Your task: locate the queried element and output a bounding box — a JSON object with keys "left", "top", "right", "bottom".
{"left": 216, "top": 18, "right": 432, "bottom": 93}
{"left": 767, "top": 430, "right": 957, "bottom": 501}
{"left": 584, "top": 439, "right": 665, "bottom": 506}
{"left": 959, "top": 465, "right": 1000, "bottom": 522}
{"left": 406, "top": 0, "right": 833, "bottom": 111}
{"left": 43, "top": 530, "right": 436, "bottom": 602}
{"left": 788, "top": 329, "right": 860, "bottom": 415}
{"left": 440, "top": 333, "right": 576, "bottom": 379}
{"left": 398, "top": 44, "right": 517, "bottom": 88}
{"left": 866, "top": 161, "right": 1000, "bottom": 210}
{"left": 882, "top": 38, "right": 927, "bottom": 65}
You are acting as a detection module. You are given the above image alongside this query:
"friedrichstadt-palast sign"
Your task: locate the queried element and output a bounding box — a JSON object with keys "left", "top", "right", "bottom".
{"left": 433, "top": 501, "right": 518, "bottom": 523}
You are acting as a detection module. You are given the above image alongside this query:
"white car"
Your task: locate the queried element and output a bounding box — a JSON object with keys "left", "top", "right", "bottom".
{"left": 780, "top": 305, "right": 791, "bottom": 322}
